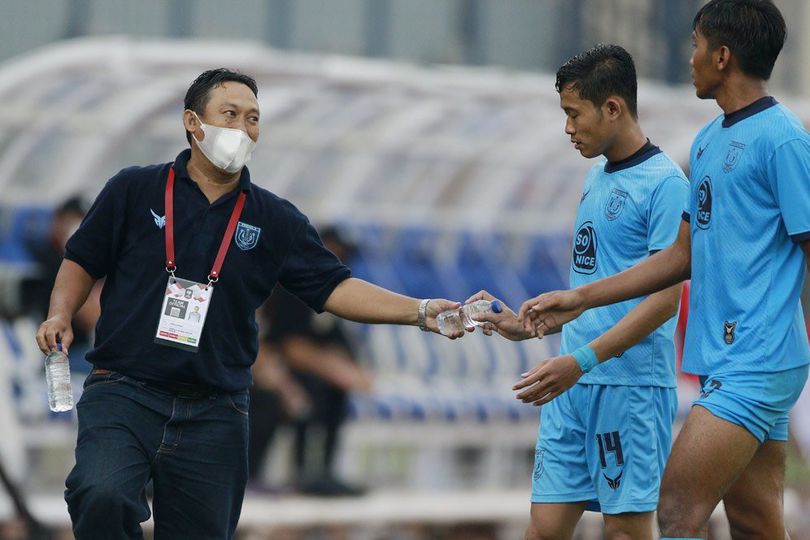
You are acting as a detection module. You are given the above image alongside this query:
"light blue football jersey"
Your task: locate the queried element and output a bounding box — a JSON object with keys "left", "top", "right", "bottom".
{"left": 684, "top": 97, "right": 810, "bottom": 376}
{"left": 561, "top": 145, "right": 689, "bottom": 387}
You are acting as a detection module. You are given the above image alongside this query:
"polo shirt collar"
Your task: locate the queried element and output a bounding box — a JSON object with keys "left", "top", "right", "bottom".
{"left": 172, "top": 149, "right": 252, "bottom": 193}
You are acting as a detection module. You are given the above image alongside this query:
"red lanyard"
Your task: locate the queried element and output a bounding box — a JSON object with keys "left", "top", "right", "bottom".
{"left": 164, "top": 167, "right": 246, "bottom": 284}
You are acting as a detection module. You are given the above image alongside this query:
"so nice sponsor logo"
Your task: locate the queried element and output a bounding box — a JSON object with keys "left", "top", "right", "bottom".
{"left": 573, "top": 221, "right": 597, "bottom": 274}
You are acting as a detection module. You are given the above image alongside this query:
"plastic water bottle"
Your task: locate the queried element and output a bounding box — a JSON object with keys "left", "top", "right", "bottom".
{"left": 45, "top": 344, "right": 73, "bottom": 412}
{"left": 437, "top": 299, "right": 503, "bottom": 336}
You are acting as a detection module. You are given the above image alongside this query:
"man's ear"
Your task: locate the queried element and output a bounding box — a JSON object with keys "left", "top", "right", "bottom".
{"left": 715, "top": 45, "right": 732, "bottom": 72}
{"left": 604, "top": 97, "right": 623, "bottom": 121}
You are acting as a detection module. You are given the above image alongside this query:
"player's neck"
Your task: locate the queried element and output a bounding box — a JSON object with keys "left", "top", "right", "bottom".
{"left": 604, "top": 124, "right": 648, "bottom": 163}
{"left": 715, "top": 76, "right": 769, "bottom": 116}
{"left": 186, "top": 149, "right": 241, "bottom": 204}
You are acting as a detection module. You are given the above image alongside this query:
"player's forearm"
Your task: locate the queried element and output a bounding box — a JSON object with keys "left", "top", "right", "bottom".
{"left": 580, "top": 221, "right": 691, "bottom": 310}
{"left": 46, "top": 259, "right": 97, "bottom": 322}
{"left": 588, "top": 282, "right": 682, "bottom": 362}
{"left": 323, "top": 277, "right": 419, "bottom": 325}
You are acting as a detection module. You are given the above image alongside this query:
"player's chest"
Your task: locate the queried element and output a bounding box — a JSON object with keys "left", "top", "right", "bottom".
{"left": 690, "top": 133, "right": 771, "bottom": 228}
{"left": 577, "top": 181, "right": 645, "bottom": 236}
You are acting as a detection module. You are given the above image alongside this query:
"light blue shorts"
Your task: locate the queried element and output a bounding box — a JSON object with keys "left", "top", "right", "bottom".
{"left": 531, "top": 383, "right": 677, "bottom": 515}
{"left": 694, "top": 364, "right": 809, "bottom": 443}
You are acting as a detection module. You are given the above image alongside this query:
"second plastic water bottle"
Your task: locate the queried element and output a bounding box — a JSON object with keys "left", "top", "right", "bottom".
{"left": 436, "top": 299, "right": 503, "bottom": 336}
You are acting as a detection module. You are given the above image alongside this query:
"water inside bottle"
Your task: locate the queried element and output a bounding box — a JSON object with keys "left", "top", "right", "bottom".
{"left": 437, "top": 310, "right": 465, "bottom": 335}
{"left": 45, "top": 352, "right": 73, "bottom": 412}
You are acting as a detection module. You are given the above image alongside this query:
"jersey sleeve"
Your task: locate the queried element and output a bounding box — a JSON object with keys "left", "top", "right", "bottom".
{"left": 767, "top": 138, "right": 810, "bottom": 242}
{"left": 647, "top": 175, "right": 690, "bottom": 252}
{"left": 64, "top": 172, "right": 129, "bottom": 279}
{"left": 277, "top": 213, "right": 352, "bottom": 312}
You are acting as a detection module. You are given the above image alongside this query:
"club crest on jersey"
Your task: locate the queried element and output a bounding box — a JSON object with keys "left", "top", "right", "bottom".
{"left": 533, "top": 448, "right": 545, "bottom": 481}
{"left": 234, "top": 222, "right": 261, "bottom": 251}
{"left": 572, "top": 221, "right": 597, "bottom": 274}
{"left": 605, "top": 188, "right": 628, "bottom": 221}
{"left": 696, "top": 176, "right": 712, "bottom": 229}
{"left": 723, "top": 141, "right": 746, "bottom": 173}
{"left": 724, "top": 321, "right": 737, "bottom": 345}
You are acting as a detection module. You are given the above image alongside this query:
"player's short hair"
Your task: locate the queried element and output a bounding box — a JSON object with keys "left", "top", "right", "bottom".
{"left": 555, "top": 44, "right": 638, "bottom": 119}
{"left": 183, "top": 68, "right": 259, "bottom": 144}
{"left": 693, "top": 0, "right": 786, "bottom": 80}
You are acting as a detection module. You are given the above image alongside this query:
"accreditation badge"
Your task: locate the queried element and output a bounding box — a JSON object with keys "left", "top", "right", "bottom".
{"left": 154, "top": 276, "right": 213, "bottom": 352}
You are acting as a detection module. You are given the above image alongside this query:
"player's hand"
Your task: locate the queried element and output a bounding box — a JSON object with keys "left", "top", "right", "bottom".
{"left": 518, "top": 289, "right": 586, "bottom": 338}
{"left": 464, "top": 290, "right": 532, "bottom": 341}
{"left": 36, "top": 314, "right": 73, "bottom": 355}
{"left": 425, "top": 298, "right": 464, "bottom": 338}
{"left": 513, "top": 354, "right": 583, "bottom": 406}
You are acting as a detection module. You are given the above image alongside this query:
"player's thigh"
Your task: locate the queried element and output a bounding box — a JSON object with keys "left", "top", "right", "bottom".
{"left": 532, "top": 388, "right": 594, "bottom": 504}
{"left": 602, "top": 511, "right": 654, "bottom": 540}
{"left": 525, "top": 502, "right": 587, "bottom": 540}
{"left": 658, "top": 405, "right": 759, "bottom": 529}
{"left": 723, "top": 439, "right": 787, "bottom": 539}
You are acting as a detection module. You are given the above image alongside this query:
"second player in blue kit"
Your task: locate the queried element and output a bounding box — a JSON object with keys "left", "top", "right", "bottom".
{"left": 470, "top": 44, "right": 688, "bottom": 539}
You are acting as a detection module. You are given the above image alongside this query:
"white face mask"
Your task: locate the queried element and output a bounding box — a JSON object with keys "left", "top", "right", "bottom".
{"left": 190, "top": 111, "right": 257, "bottom": 174}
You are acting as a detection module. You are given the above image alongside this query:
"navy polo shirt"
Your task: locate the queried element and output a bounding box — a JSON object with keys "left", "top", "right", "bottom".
{"left": 65, "top": 149, "right": 351, "bottom": 391}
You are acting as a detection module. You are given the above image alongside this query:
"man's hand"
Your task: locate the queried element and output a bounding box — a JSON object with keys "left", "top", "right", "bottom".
{"left": 36, "top": 314, "right": 73, "bottom": 354}
{"left": 518, "top": 289, "right": 587, "bottom": 338}
{"left": 424, "top": 299, "right": 464, "bottom": 338}
{"left": 513, "top": 354, "right": 584, "bottom": 406}
{"left": 464, "top": 290, "right": 532, "bottom": 341}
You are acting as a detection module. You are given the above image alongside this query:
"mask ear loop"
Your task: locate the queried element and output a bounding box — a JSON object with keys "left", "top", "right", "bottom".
{"left": 187, "top": 110, "right": 206, "bottom": 141}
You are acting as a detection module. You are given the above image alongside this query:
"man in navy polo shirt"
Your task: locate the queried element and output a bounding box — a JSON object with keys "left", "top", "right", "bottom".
{"left": 36, "top": 68, "right": 457, "bottom": 540}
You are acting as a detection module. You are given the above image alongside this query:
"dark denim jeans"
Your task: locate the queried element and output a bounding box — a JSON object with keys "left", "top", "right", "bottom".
{"left": 65, "top": 371, "right": 249, "bottom": 539}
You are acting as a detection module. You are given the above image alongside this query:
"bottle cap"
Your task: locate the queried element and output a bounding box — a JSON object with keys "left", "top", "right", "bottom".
{"left": 490, "top": 300, "right": 503, "bottom": 313}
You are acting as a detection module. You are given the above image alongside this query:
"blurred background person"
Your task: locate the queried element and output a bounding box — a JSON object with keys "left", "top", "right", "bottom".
{"left": 21, "top": 196, "right": 100, "bottom": 373}
{"left": 250, "top": 227, "right": 372, "bottom": 496}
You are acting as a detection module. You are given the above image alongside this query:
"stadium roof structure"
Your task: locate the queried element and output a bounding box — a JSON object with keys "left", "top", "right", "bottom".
{"left": 0, "top": 37, "right": 804, "bottom": 234}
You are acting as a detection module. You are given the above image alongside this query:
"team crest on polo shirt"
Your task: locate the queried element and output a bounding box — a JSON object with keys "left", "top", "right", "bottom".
{"left": 605, "top": 188, "right": 627, "bottom": 221}
{"left": 723, "top": 141, "right": 745, "bottom": 173}
{"left": 234, "top": 222, "right": 261, "bottom": 250}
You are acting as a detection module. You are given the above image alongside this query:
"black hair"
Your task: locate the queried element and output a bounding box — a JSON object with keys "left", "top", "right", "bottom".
{"left": 555, "top": 44, "right": 638, "bottom": 119}
{"left": 183, "top": 68, "right": 259, "bottom": 144}
{"left": 55, "top": 196, "right": 88, "bottom": 218}
{"left": 693, "top": 0, "right": 786, "bottom": 80}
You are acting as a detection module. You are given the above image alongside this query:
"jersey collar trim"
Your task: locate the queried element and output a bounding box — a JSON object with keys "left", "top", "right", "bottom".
{"left": 722, "top": 96, "right": 778, "bottom": 128}
{"left": 603, "top": 141, "right": 661, "bottom": 174}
